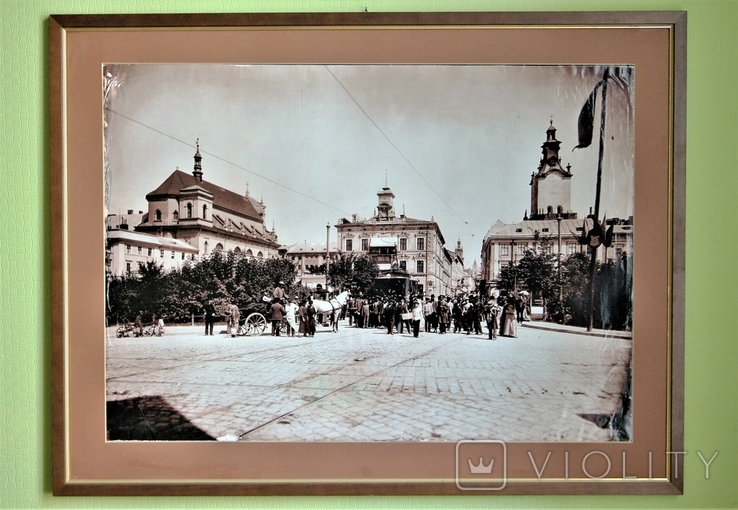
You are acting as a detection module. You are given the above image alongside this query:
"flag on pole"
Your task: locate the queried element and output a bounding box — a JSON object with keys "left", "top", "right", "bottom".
{"left": 574, "top": 81, "right": 603, "bottom": 150}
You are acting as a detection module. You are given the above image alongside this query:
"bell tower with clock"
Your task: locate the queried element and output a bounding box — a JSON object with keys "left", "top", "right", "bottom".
{"left": 528, "top": 120, "right": 577, "bottom": 221}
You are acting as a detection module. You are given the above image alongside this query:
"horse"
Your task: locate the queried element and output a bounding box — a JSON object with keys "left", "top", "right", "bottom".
{"left": 311, "top": 291, "right": 350, "bottom": 332}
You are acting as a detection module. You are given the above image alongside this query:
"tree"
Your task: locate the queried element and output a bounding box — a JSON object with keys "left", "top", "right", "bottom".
{"left": 516, "top": 236, "right": 557, "bottom": 308}
{"left": 496, "top": 262, "right": 522, "bottom": 294}
{"left": 545, "top": 250, "right": 632, "bottom": 331}
{"left": 496, "top": 235, "right": 556, "bottom": 306}
{"left": 327, "top": 254, "right": 379, "bottom": 295}
{"left": 105, "top": 251, "right": 298, "bottom": 324}
{"left": 554, "top": 251, "right": 592, "bottom": 326}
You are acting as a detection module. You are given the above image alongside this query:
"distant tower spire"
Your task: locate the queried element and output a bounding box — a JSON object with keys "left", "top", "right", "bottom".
{"left": 529, "top": 120, "right": 575, "bottom": 220}
{"left": 376, "top": 179, "right": 395, "bottom": 220}
{"left": 192, "top": 138, "right": 203, "bottom": 183}
{"left": 245, "top": 182, "right": 250, "bottom": 197}
{"left": 385, "top": 169, "right": 388, "bottom": 188}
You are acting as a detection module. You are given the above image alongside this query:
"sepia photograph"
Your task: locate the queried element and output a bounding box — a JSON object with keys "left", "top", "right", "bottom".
{"left": 103, "top": 63, "right": 635, "bottom": 443}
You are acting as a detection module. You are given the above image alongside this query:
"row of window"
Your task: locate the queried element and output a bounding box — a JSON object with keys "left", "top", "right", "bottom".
{"left": 154, "top": 203, "right": 208, "bottom": 222}
{"left": 345, "top": 237, "right": 425, "bottom": 252}
{"left": 125, "top": 242, "right": 266, "bottom": 259}
{"left": 126, "top": 244, "right": 188, "bottom": 260}
{"left": 125, "top": 243, "right": 192, "bottom": 257}
{"left": 496, "top": 242, "right": 581, "bottom": 256}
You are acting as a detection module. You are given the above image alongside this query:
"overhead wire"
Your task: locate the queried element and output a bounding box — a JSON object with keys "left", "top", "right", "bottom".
{"left": 105, "top": 108, "right": 353, "bottom": 217}
{"left": 323, "top": 65, "right": 473, "bottom": 235}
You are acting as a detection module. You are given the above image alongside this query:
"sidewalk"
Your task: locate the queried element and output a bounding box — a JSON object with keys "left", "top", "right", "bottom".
{"left": 521, "top": 320, "right": 632, "bottom": 339}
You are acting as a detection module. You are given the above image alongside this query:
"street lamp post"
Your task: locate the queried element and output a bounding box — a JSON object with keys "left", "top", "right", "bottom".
{"left": 325, "top": 223, "right": 331, "bottom": 291}
{"left": 557, "top": 214, "right": 562, "bottom": 308}
{"left": 510, "top": 240, "right": 517, "bottom": 291}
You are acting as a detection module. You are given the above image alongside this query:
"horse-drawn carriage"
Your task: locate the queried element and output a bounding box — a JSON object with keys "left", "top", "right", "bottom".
{"left": 224, "top": 291, "right": 350, "bottom": 337}
{"left": 235, "top": 301, "right": 286, "bottom": 336}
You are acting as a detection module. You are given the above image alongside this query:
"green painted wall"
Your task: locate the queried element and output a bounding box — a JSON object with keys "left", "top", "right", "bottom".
{"left": 1, "top": 0, "right": 736, "bottom": 508}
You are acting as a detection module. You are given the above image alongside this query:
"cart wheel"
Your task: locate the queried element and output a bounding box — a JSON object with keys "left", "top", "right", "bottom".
{"left": 279, "top": 319, "right": 290, "bottom": 336}
{"left": 116, "top": 327, "right": 125, "bottom": 338}
{"left": 245, "top": 313, "right": 267, "bottom": 336}
{"left": 237, "top": 323, "right": 248, "bottom": 336}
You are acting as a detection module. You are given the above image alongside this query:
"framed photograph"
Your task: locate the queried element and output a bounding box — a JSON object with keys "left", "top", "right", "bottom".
{"left": 50, "top": 12, "right": 686, "bottom": 496}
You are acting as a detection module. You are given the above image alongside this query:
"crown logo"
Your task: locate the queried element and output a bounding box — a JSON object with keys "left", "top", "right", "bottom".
{"left": 468, "top": 457, "right": 494, "bottom": 474}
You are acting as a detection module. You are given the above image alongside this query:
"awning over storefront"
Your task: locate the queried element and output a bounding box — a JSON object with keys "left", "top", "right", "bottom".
{"left": 369, "top": 237, "right": 398, "bottom": 248}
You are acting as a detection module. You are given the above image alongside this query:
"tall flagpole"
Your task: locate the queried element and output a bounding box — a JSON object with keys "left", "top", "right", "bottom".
{"left": 587, "top": 68, "right": 609, "bottom": 332}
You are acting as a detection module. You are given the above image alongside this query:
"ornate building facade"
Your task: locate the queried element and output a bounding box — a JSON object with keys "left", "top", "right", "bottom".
{"left": 106, "top": 141, "right": 280, "bottom": 275}
{"left": 135, "top": 141, "right": 280, "bottom": 259}
{"left": 335, "top": 185, "right": 458, "bottom": 296}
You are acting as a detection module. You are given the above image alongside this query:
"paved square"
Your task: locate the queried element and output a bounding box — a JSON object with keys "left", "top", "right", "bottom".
{"left": 106, "top": 321, "right": 631, "bottom": 442}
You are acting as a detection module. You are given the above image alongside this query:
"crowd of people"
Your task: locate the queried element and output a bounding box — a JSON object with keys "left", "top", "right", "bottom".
{"left": 205, "top": 280, "right": 534, "bottom": 340}
{"left": 345, "top": 291, "right": 532, "bottom": 339}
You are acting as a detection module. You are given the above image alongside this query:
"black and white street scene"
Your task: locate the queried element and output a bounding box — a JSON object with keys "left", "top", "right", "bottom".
{"left": 104, "top": 64, "right": 634, "bottom": 442}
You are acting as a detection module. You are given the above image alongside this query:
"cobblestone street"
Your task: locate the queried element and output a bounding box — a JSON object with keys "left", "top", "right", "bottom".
{"left": 106, "top": 321, "right": 631, "bottom": 442}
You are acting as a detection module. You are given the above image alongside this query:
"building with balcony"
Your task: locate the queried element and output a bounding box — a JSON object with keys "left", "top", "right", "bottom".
{"left": 335, "top": 184, "right": 456, "bottom": 297}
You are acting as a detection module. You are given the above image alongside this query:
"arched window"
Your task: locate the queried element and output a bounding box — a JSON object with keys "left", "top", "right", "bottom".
{"left": 233, "top": 247, "right": 241, "bottom": 254}
{"left": 202, "top": 204, "right": 208, "bottom": 219}
{"left": 557, "top": 205, "right": 564, "bottom": 215}
{"left": 257, "top": 251, "right": 264, "bottom": 259}
{"left": 155, "top": 209, "right": 162, "bottom": 221}
{"left": 215, "top": 243, "right": 224, "bottom": 252}
{"left": 246, "top": 249, "right": 253, "bottom": 259}
{"left": 204, "top": 241, "right": 209, "bottom": 254}
{"left": 186, "top": 203, "right": 193, "bottom": 219}
{"left": 173, "top": 210, "right": 179, "bottom": 221}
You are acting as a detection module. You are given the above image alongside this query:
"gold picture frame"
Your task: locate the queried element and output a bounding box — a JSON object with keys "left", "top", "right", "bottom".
{"left": 50, "top": 11, "right": 686, "bottom": 495}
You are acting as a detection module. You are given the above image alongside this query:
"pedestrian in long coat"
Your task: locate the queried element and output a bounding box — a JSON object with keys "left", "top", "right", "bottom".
{"left": 383, "top": 299, "right": 396, "bottom": 334}
{"left": 298, "top": 301, "right": 308, "bottom": 336}
{"left": 307, "top": 299, "right": 317, "bottom": 336}
{"left": 473, "top": 299, "right": 484, "bottom": 335}
{"left": 361, "top": 301, "right": 370, "bottom": 329}
{"left": 437, "top": 297, "right": 450, "bottom": 334}
{"left": 269, "top": 299, "right": 286, "bottom": 336}
{"left": 502, "top": 302, "right": 518, "bottom": 337}
{"left": 453, "top": 300, "right": 464, "bottom": 333}
{"left": 485, "top": 299, "right": 501, "bottom": 339}
{"left": 395, "top": 299, "right": 408, "bottom": 334}
{"left": 284, "top": 298, "right": 299, "bottom": 337}
{"left": 203, "top": 301, "right": 215, "bottom": 336}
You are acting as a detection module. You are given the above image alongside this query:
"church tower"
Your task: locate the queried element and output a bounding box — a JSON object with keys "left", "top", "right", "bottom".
{"left": 376, "top": 174, "right": 396, "bottom": 220}
{"left": 528, "top": 121, "right": 577, "bottom": 220}
{"left": 192, "top": 138, "right": 203, "bottom": 183}
{"left": 455, "top": 237, "right": 464, "bottom": 264}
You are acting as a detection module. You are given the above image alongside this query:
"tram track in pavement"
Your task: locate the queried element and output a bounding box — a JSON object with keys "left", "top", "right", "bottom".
{"left": 236, "top": 334, "right": 462, "bottom": 439}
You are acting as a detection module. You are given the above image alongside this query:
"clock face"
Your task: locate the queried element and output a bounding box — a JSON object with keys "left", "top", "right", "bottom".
{"left": 548, "top": 156, "right": 558, "bottom": 166}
